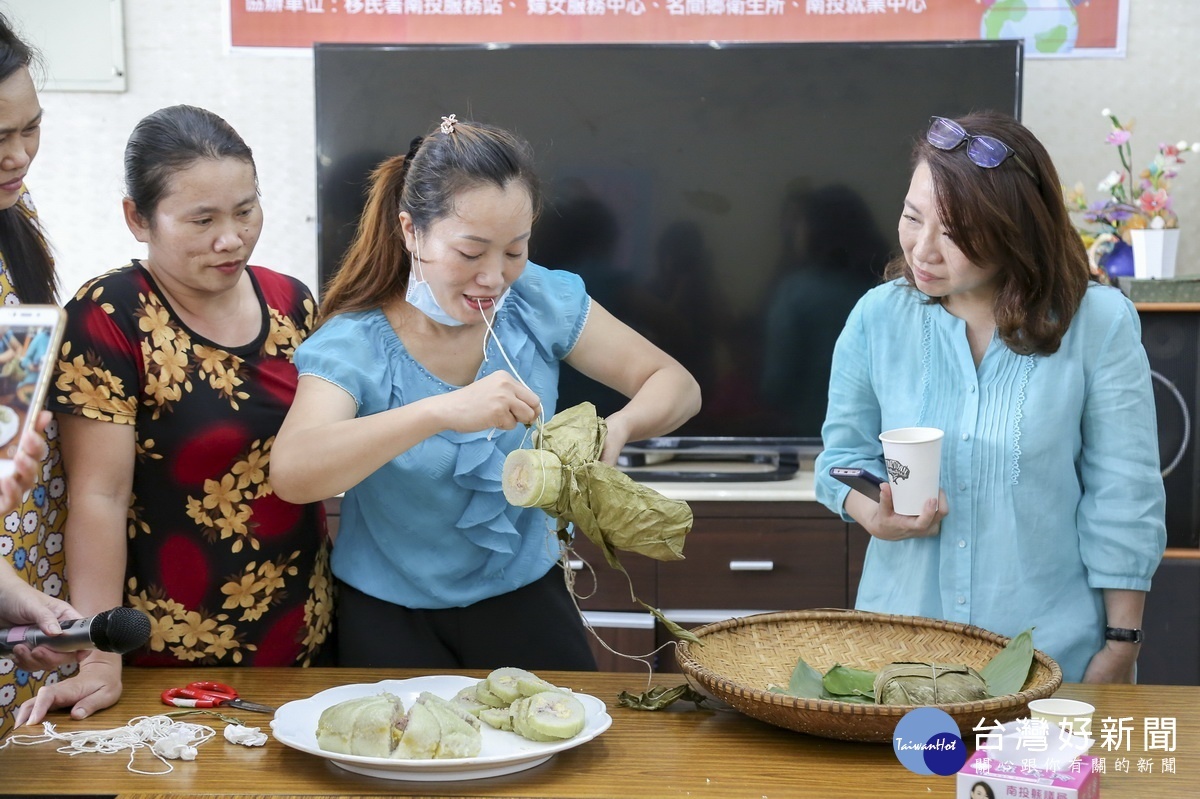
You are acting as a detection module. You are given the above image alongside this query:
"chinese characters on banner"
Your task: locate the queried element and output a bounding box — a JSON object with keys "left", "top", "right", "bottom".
{"left": 973, "top": 715, "right": 1180, "bottom": 777}
{"left": 231, "top": 0, "right": 1127, "bottom": 58}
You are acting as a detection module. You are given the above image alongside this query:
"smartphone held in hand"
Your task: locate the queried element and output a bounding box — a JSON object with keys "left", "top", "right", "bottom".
{"left": 829, "top": 466, "right": 885, "bottom": 503}
{"left": 0, "top": 305, "right": 65, "bottom": 478}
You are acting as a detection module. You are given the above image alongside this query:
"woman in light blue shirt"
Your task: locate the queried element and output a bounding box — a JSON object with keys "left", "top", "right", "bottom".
{"left": 815, "top": 112, "right": 1165, "bottom": 683}
{"left": 271, "top": 117, "right": 701, "bottom": 670}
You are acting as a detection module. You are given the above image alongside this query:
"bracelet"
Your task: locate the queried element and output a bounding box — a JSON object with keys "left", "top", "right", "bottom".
{"left": 1104, "top": 627, "right": 1143, "bottom": 644}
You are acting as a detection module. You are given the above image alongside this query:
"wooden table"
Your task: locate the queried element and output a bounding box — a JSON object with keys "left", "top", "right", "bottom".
{"left": 1, "top": 668, "right": 1197, "bottom": 798}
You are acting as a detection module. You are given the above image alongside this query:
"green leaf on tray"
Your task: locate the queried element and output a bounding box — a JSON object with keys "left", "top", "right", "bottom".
{"left": 822, "top": 664, "right": 877, "bottom": 701}
{"left": 980, "top": 627, "right": 1035, "bottom": 697}
{"left": 786, "top": 655, "right": 827, "bottom": 698}
{"left": 769, "top": 626, "right": 1036, "bottom": 707}
{"left": 765, "top": 657, "right": 874, "bottom": 703}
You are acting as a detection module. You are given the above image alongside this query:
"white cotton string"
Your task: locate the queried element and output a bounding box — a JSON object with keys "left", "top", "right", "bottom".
{"left": 555, "top": 538, "right": 669, "bottom": 687}
{"left": 479, "top": 300, "right": 545, "bottom": 439}
{"left": 517, "top": 423, "right": 535, "bottom": 451}
{"left": 0, "top": 714, "right": 216, "bottom": 775}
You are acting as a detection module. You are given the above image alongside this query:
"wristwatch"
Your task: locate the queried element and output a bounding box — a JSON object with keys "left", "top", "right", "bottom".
{"left": 1105, "top": 627, "right": 1144, "bottom": 644}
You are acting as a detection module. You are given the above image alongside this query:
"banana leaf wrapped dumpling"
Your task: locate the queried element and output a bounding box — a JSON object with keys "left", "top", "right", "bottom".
{"left": 502, "top": 402, "right": 692, "bottom": 565}
{"left": 873, "top": 662, "right": 988, "bottom": 706}
{"left": 316, "top": 692, "right": 405, "bottom": 757}
{"left": 502, "top": 402, "right": 695, "bottom": 641}
{"left": 315, "top": 691, "right": 482, "bottom": 760}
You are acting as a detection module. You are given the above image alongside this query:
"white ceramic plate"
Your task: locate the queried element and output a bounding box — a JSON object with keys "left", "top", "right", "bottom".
{"left": 270, "top": 675, "right": 611, "bottom": 781}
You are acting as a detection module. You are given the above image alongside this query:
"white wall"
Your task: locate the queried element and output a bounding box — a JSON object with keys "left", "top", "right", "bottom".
{"left": 6, "top": 0, "right": 1200, "bottom": 300}
{"left": 1023, "top": 0, "right": 1200, "bottom": 277}
{"left": 5, "top": 0, "right": 316, "bottom": 299}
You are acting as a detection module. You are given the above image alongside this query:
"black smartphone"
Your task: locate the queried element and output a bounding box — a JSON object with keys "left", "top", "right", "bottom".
{"left": 829, "top": 467, "right": 885, "bottom": 503}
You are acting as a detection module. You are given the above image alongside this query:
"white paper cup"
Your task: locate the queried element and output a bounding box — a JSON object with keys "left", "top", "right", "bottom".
{"left": 878, "top": 427, "right": 944, "bottom": 515}
{"left": 1028, "top": 698, "right": 1095, "bottom": 736}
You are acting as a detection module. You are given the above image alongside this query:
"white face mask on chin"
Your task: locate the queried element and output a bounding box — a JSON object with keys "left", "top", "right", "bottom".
{"left": 405, "top": 245, "right": 510, "bottom": 327}
{"left": 406, "top": 247, "right": 465, "bottom": 327}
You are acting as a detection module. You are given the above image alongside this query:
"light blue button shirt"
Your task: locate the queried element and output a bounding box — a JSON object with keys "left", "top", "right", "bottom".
{"left": 294, "top": 263, "right": 590, "bottom": 608}
{"left": 815, "top": 280, "right": 1166, "bottom": 681}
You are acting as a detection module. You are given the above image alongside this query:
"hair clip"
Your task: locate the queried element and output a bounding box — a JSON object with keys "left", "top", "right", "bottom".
{"left": 440, "top": 114, "right": 458, "bottom": 135}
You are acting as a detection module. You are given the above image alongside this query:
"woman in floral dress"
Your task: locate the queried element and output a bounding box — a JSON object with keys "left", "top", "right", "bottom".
{"left": 16, "top": 105, "right": 333, "bottom": 726}
{"left": 0, "top": 12, "right": 78, "bottom": 738}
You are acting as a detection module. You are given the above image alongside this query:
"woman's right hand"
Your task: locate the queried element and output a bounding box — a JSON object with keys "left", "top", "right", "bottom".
{"left": 439, "top": 371, "right": 542, "bottom": 434}
{"left": 13, "top": 650, "right": 123, "bottom": 727}
{"left": 847, "top": 482, "right": 949, "bottom": 541}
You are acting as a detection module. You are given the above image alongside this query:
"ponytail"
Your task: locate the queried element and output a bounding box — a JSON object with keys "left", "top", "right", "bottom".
{"left": 319, "top": 153, "right": 412, "bottom": 321}
{"left": 0, "top": 204, "right": 56, "bottom": 304}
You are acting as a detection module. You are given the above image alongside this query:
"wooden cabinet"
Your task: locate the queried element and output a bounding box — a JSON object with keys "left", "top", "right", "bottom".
{"left": 564, "top": 536, "right": 656, "bottom": 611}
{"left": 657, "top": 507, "right": 846, "bottom": 611}
{"left": 321, "top": 497, "right": 857, "bottom": 674}
{"left": 322, "top": 495, "right": 1200, "bottom": 684}
{"left": 570, "top": 500, "right": 852, "bottom": 672}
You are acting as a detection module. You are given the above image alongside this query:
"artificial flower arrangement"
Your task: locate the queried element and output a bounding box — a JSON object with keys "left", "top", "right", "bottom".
{"left": 1064, "top": 109, "right": 1199, "bottom": 279}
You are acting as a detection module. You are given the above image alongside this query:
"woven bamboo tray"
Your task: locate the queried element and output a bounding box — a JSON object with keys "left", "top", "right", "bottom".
{"left": 676, "top": 609, "right": 1062, "bottom": 743}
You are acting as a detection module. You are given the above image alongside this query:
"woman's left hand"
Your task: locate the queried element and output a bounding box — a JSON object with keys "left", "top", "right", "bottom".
{"left": 1081, "top": 641, "right": 1139, "bottom": 683}
{"left": 598, "top": 412, "right": 632, "bottom": 466}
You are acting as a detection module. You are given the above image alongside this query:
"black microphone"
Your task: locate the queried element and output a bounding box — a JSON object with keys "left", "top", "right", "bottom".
{"left": 0, "top": 607, "right": 152, "bottom": 655}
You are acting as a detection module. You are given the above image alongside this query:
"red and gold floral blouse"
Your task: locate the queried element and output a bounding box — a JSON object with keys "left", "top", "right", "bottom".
{"left": 52, "top": 262, "right": 333, "bottom": 667}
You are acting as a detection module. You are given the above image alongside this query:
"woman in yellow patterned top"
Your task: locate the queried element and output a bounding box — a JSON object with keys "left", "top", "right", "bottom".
{"left": 16, "top": 105, "right": 333, "bottom": 728}
{"left": 0, "top": 12, "right": 79, "bottom": 738}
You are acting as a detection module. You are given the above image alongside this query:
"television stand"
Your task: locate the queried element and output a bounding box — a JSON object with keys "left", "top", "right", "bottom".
{"left": 617, "top": 448, "right": 801, "bottom": 483}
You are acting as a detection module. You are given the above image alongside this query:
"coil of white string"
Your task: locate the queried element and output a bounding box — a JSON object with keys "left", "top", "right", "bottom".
{"left": 0, "top": 714, "right": 217, "bottom": 775}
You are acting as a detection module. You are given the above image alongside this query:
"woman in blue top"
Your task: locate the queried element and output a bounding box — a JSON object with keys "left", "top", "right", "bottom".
{"left": 271, "top": 116, "right": 701, "bottom": 669}
{"left": 814, "top": 112, "right": 1166, "bottom": 683}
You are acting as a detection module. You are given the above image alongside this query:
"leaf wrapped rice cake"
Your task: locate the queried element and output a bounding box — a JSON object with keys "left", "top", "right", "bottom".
{"left": 873, "top": 662, "right": 989, "bottom": 706}
{"left": 502, "top": 402, "right": 696, "bottom": 643}
{"left": 315, "top": 692, "right": 405, "bottom": 757}
{"left": 393, "top": 693, "right": 482, "bottom": 759}
{"left": 502, "top": 402, "right": 692, "bottom": 564}
{"left": 471, "top": 667, "right": 587, "bottom": 741}
{"left": 315, "top": 691, "right": 482, "bottom": 759}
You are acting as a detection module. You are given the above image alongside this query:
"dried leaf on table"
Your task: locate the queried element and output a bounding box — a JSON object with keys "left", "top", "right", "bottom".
{"left": 617, "top": 684, "right": 710, "bottom": 711}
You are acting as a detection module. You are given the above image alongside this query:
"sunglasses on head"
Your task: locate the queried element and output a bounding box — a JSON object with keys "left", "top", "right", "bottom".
{"left": 926, "top": 116, "right": 1040, "bottom": 185}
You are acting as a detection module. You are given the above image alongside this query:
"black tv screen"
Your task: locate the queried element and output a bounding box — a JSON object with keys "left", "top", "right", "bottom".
{"left": 314, "top": 41, "right": 1023, "bottom": 450}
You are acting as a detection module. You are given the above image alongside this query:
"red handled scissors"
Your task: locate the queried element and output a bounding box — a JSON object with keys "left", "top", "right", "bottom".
{"left": 161, "top": 681, "right": 275, "bottom": 714}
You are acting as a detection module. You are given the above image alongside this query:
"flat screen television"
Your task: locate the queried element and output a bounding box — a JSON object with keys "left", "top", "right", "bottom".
{"left": 314, "top": 41, "right": 1023, "bottom": 473}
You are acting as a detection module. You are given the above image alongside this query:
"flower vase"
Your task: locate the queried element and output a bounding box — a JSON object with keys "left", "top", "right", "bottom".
{"left": 1098, "top": 237, "right": 1135, "bottom": 280}
{"left": 1130, "top": 228, "right": 1181, "bottom": 280}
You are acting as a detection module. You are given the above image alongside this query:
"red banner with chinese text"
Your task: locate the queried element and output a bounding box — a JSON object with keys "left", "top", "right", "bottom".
{"left": 231, "top": 0, "right": 1124, "bottom": 56}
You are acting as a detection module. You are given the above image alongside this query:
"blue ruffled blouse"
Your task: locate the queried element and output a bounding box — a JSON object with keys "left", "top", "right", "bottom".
{"left": 293, "top": 263, "right": 590, "bottom": 608}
